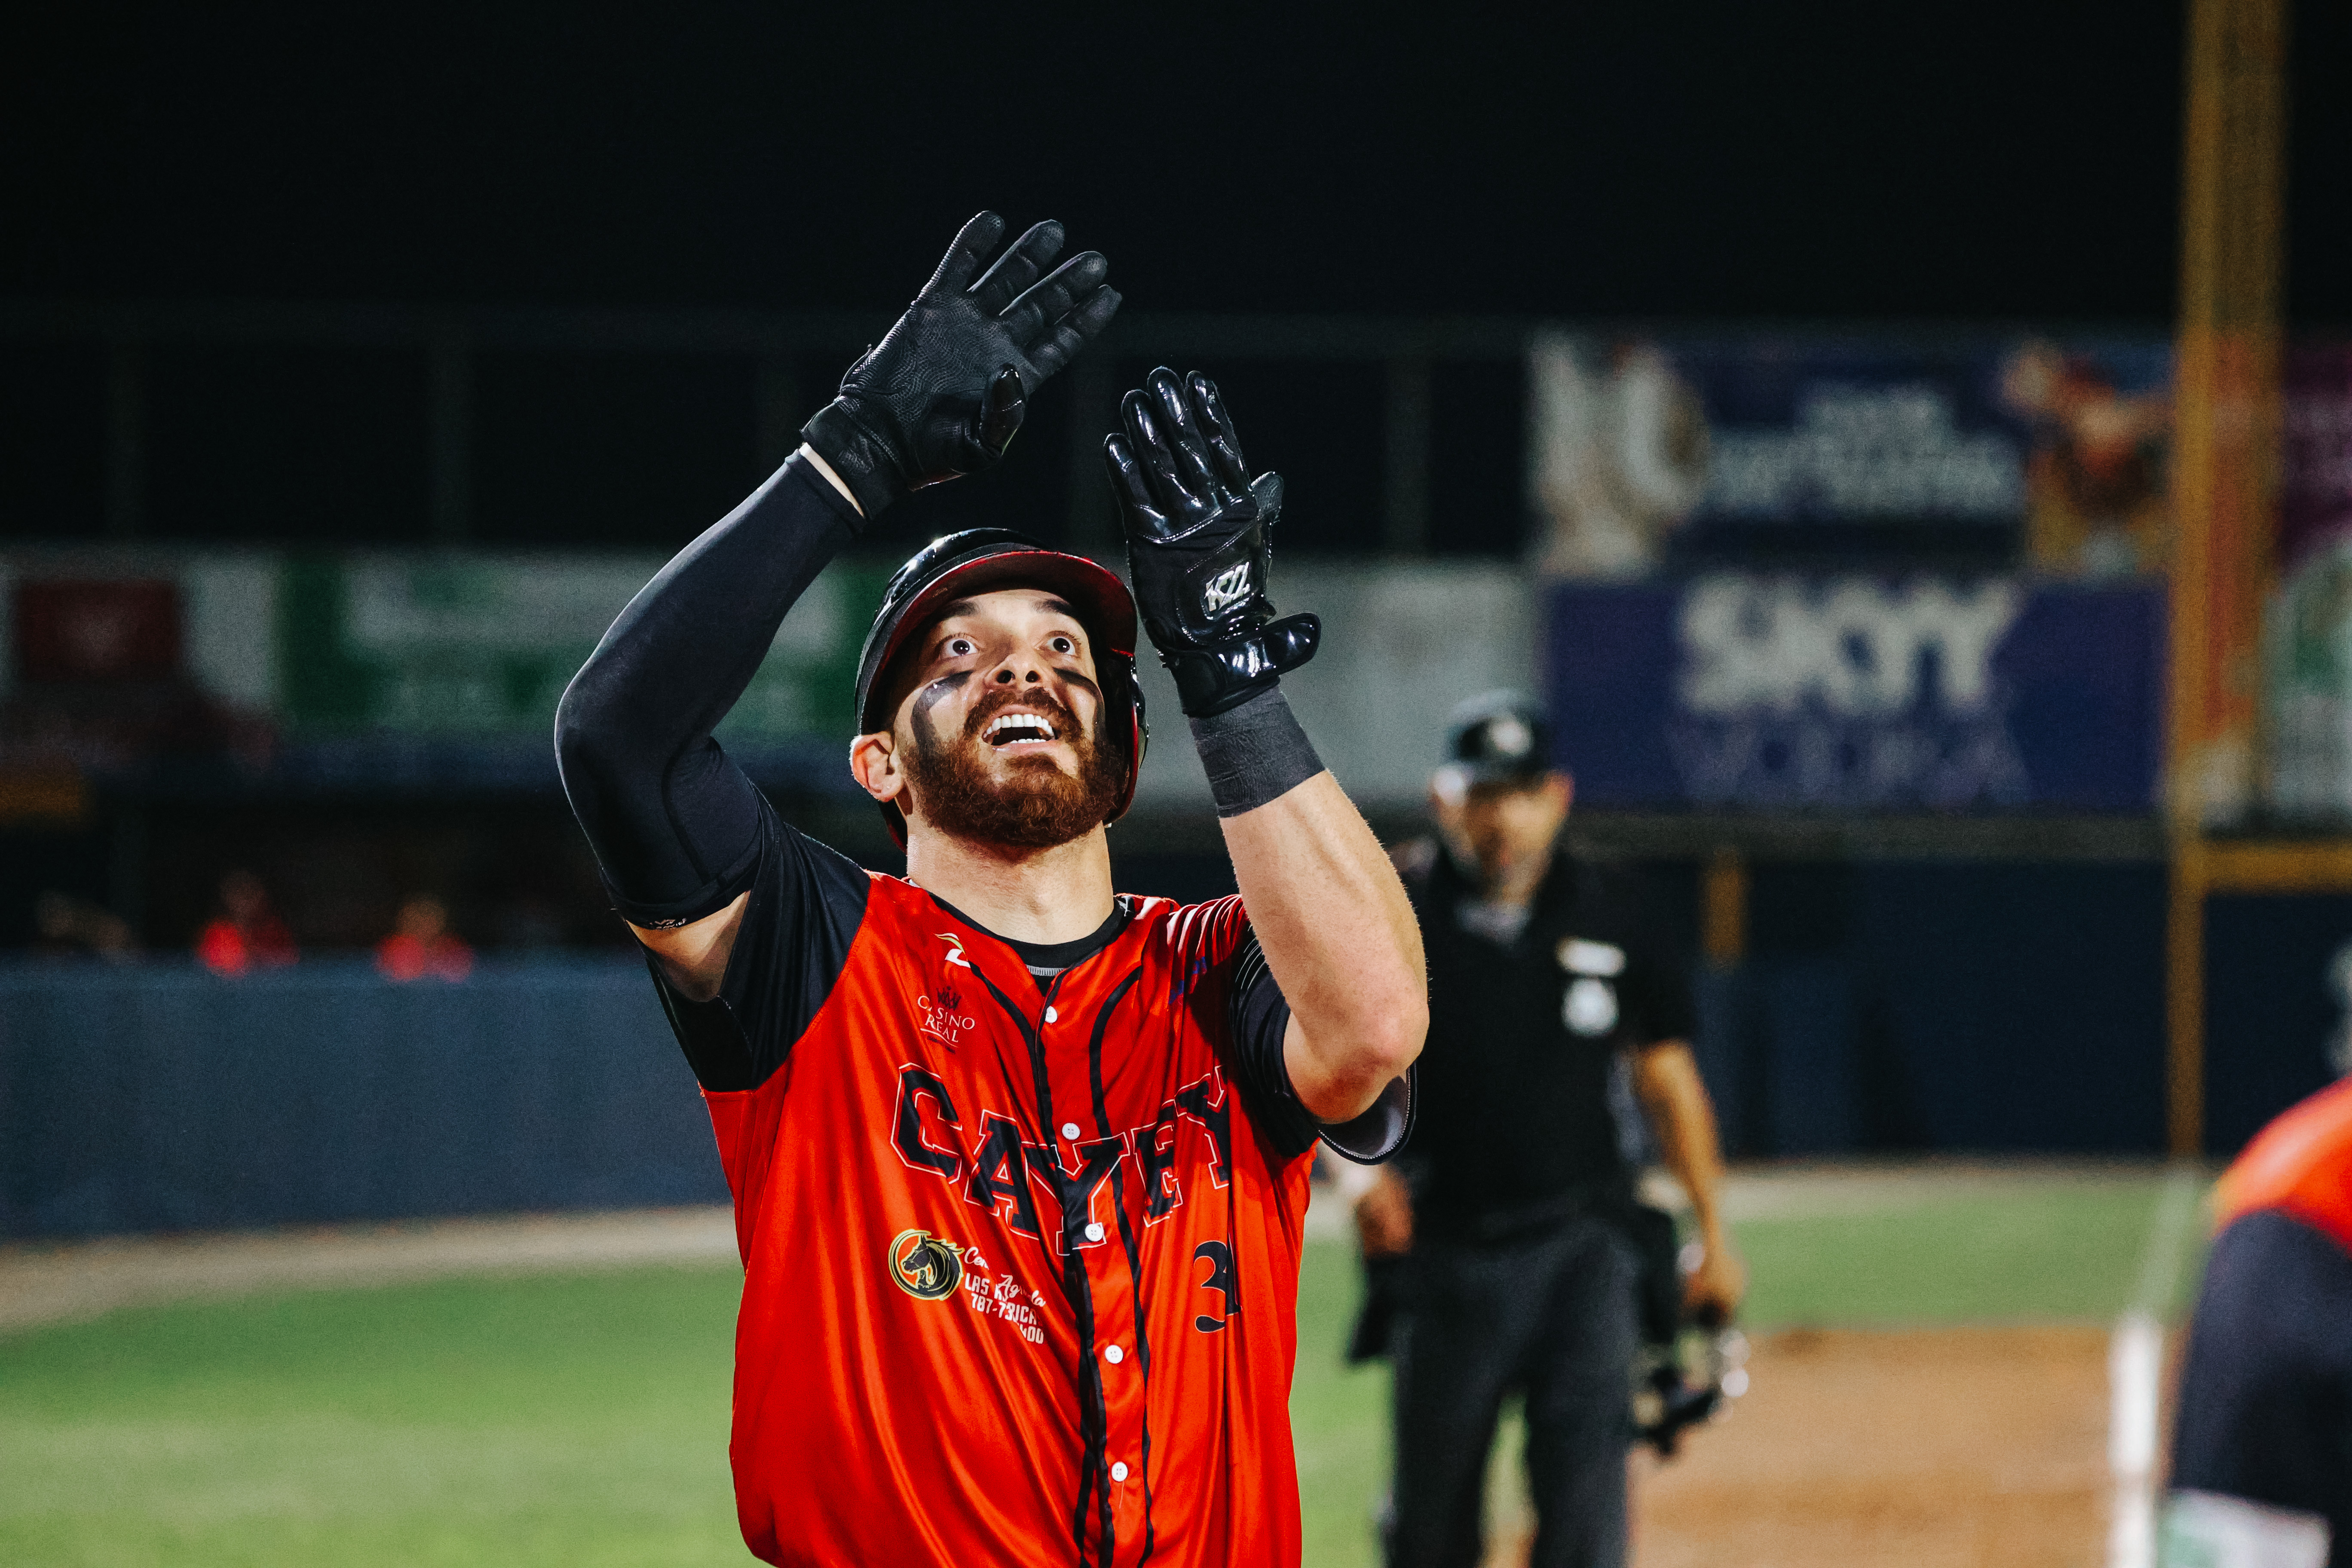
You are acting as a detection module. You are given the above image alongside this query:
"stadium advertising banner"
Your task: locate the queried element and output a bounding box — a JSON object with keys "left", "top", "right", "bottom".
{"left": 1528, "top": 332, "right": 2173, "bottom": 579}
{"left": 275, "top": 555, "right": 890, "bottom": 745}
{"left": 1, "top": 551, "right": 1533, "bottom": 803}
{"left": 1545, "top": 576, "right": 2165, "bottom": 812}
{"left": 1524, "top": 330, "right": 2352, "bottom": 819}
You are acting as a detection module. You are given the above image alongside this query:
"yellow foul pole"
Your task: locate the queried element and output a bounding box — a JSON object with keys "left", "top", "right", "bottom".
{"left": 2167, "top": 0, "right": 2287, "bottom": 1155}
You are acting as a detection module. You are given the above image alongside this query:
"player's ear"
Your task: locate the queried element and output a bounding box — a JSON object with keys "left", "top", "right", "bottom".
{"left": 850, "top": 731, "right": 906, "bottom": 805}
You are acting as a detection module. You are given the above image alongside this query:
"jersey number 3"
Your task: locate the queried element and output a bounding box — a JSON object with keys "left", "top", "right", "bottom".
{"left": 1192, "top": 1240, "right": 1238, "bottom": 1333}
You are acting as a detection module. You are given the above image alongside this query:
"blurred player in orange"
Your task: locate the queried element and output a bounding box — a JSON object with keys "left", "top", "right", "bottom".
{"left": 2164, "top": 1076, "right": 2352, "bottom": 1565}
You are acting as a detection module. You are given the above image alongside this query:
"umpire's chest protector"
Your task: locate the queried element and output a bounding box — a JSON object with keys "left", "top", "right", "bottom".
{"left": 703, "top": 876, "right": 1312, "bottom": 1568}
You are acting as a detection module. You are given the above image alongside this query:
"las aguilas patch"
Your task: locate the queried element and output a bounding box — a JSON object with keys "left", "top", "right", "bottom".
{"left": 888, "top": 1228, "right": 964, "bottom": 1300}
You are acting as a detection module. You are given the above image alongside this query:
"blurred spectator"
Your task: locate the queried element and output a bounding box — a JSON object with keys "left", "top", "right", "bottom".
{"left": 195, "top": 869, "right": 298, "bottom": 975}
{"left": 33, "top": 891, "right": 138, "bottom": 962}
{"left": 376, "top": 895, "right": 473, "bottom": 982}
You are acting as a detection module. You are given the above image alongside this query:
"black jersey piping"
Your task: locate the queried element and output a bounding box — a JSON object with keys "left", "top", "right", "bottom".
{"left": 968, "top": 961, "right": 1116, "bottom": 1567}
{"left": 929, "top": 893, "right": 1134, "bottom": 977}
{"left": 1088, "top": 967, "right": 1157, "bottom": 1564}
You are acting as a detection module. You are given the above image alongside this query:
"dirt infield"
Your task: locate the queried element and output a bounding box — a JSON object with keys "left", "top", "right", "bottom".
{"left": 1623, "top": 1326, "right": 2112, "bottom": 1568}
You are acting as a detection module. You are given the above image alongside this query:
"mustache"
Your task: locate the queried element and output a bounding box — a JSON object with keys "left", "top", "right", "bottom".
{"left": 959, "top": 685, "right": 1086, "bottom": 744}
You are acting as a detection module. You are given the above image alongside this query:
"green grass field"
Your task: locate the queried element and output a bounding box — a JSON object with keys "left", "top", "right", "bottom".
{"left": 0, "top": 1168, "right": 2205, "bottom": 1568}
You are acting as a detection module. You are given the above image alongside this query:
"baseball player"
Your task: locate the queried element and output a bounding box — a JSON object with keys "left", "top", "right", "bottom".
{"left": 554, "top": 212, "right": 1424, "bottom": 1568}
{"left": 2162, "top": 1074, "right": 2352, "bottom": 1566}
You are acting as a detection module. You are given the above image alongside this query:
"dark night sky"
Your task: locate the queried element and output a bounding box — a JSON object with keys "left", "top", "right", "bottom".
{"left": 7, "top": 3, "right": 2347, "bottom": 323}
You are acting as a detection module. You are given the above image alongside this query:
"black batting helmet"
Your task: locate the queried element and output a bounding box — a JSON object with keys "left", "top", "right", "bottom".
{"left": 853, "top": 529, "right": 1148, "bottom": 846}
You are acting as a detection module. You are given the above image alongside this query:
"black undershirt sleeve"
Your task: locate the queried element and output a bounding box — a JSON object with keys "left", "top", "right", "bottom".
{"left": 554, "top": 452, "right": 871, "bottom": 1093}
{"left": 1226, "top": 928, "right": 1416, "bottom": 1164}
{"left": 643, "top": 796, "right": 870, "bottom": 1092}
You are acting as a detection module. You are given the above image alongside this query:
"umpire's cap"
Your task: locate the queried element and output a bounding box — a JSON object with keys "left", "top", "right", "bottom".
{"left": 1438, "top": 691, "right": 1556, "bottom": 792}
{"left": 854, "top": 528, "right": 1147, "bottom": 847}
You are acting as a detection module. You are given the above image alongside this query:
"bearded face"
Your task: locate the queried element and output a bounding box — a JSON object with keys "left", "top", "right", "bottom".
{"left": 902, "top": 680, "right": 1124, "bottom": 848}
{"left": 875, "top": 588, "right": 1124, "bottom": 851}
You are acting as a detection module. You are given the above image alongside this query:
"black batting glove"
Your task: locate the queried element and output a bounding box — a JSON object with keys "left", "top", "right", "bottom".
{"left": 1104, "top": 368, "right": 1321, "bottom": 717}
{"left": 802, "top": 211, "right": 1121, "bottom": 519}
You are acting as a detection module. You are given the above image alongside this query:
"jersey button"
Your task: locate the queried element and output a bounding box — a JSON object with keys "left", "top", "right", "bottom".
{"left": 1104, "top": 1344, "right": 1124, "bottom": 1364}
{"left": 1061, "top": 1121, "right": 1081, "bottom": 1140}
{"left": 1085, "top": 1222, "right": 1106, "bottom": 1243}
{"left": 1111, "top": 1462, "right": 1129, "bottom": 1483}
{"left": 1044, "top": 1005, "right": 1058, "bottom": 1023}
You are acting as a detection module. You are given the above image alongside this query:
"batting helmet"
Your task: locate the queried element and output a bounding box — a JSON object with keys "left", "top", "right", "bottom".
{"left": 853, "top": 528, "right": 1147, "bottom": 846}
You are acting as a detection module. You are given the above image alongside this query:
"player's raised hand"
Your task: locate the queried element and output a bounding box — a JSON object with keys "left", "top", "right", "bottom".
{"left": 802, "top": 211, "right": 1121, "bottom": 518}
{"left": 1105, "top": 368, "right": 1320, "bottom": 717}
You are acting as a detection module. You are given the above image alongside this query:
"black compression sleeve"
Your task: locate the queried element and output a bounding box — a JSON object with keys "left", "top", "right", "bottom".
{"left": 554, "top": 452, "right": 863, "bottom": 925}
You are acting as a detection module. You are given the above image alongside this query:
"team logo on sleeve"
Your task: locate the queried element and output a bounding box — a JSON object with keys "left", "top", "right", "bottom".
{"left": 887, "top": 1229, "right": 965, "bottom": 1300}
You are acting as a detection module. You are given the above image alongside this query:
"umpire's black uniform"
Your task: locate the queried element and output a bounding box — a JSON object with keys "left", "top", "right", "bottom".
{"left": 1383, "top": 750, "right": 1694, "bottom": 1568}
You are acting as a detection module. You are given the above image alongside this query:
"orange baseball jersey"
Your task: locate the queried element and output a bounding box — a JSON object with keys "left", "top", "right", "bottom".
{"left": 2212, "top": 1074, "right": 2352, "bottom": 1254}
{"left": 644, "top": 801, "right": 1410, "bottom": 1567}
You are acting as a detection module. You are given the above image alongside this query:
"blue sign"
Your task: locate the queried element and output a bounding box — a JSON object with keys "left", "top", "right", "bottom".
{"left": 1669, "top": 341, "right": 2027, "bottom": 530}
{"left": 1546, "top": 577, "right": 2164, "bottom": 812}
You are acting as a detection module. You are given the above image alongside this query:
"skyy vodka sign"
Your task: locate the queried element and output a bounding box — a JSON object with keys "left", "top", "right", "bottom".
{"left": 1546, "top": 576, "right": 2162, "bottom": 814}
{"left": 1671, "top": 576, "right": 2026, "bottom": 808}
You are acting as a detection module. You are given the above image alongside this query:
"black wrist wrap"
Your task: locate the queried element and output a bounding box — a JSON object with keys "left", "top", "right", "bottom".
{"left": 1190, "top": 687, "right": 1323, "bottom": 818}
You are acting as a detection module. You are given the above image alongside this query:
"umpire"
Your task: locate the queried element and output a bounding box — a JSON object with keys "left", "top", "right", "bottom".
{"left": 1358, "top": 692, "right": 1744, "bottom": 1568}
